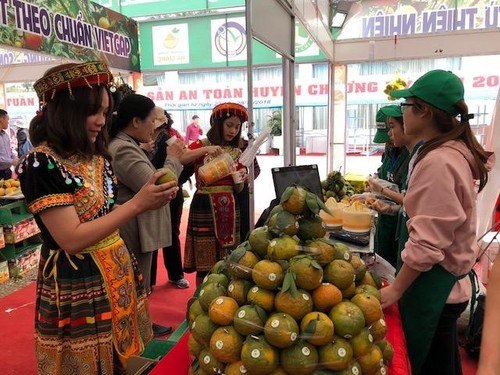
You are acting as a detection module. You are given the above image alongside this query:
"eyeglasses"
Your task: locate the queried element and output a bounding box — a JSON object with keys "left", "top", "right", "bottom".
{"left": 400, "top": 102, "right": 415, "bottom": 113}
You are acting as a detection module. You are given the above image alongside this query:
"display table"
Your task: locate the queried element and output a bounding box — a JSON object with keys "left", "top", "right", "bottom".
{"left": 150, "top": 303, "right": 411, "bottom": 375}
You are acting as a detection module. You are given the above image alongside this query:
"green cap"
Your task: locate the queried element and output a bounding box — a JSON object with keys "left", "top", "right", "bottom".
{"left": 390, "top": 69, "right": 464, "bottom": 115}
{"left": 373, "top": 105, "right": 402, "bottom": 143}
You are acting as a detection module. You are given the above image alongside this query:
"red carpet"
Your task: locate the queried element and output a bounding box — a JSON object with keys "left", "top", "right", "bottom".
{"left": 0, "top": 205, "right": 480, "bottom": 374}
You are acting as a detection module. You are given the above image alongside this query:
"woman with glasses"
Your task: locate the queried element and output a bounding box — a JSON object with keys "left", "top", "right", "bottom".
{"left": 381, "top": 70, "right": 491, "bottom": 375}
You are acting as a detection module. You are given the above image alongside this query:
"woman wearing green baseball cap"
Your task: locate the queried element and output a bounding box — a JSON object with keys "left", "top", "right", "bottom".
{"left": 369, "top": 105, "right": 410, "bottom": 267}
{"left": 381, "top": 70, "right": 490, "bottom": 374}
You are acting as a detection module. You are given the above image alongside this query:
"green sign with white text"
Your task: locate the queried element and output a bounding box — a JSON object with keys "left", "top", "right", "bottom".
{"left": 0, "top": 0, "right": 140, "bottom": 70}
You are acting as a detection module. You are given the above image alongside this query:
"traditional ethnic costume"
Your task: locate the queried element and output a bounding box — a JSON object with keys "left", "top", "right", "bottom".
{"left": 184, "top": 102, "right": 248, "bottom": 274}
{"left": 183, "top": 139, "right": 242, "bottom": 273}
{"left": 17, "top": 61, "right": 153, "bottom": 375}
{"left": 18, "top": 148, "right": 152, "bottom": 374}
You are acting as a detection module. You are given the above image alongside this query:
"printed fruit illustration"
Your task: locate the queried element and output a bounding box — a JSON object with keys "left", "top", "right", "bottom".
{"left": 98, "top": 16, "right": 110, "bottom": 29}
{"left": 163, "top": 28, "right": 180, "bottom": 49}
{"left": 155, "top": 168, "right": 178, "bottom": 185}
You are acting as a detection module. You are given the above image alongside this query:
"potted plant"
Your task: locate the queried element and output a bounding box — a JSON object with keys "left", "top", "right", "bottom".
{"left": 266, "top": 109, "right": 282, "bottom": 155}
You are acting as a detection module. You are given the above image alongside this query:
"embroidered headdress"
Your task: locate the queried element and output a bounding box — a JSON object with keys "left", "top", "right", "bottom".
{"left": 211, "top": 102, "right": 248, "bottom": 123}
{"left": 33, "top": 61, "right": 113, "bottom": 106}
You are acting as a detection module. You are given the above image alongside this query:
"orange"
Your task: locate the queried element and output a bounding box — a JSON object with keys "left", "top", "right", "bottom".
{"left": 357, "top": 344, "right": 384, "bottom": 375}
{"left": 233, "top": 304, "right": 267, "bottom": 336}
{"left": 198, "top": 348, "right": 225, "bottom": 374}
{"left": 355, "top": 284, "right": 381, "bottom": 302}
{"left": 280, "top": 341, "right": 319, "bottom": 375}
{"left": 275, "top": 289, "right": 314, "bottom": 321}
{"left": 268, "top": 235, "right": 300, "bottom": 261}
{"left": 324, "top": 260, "right": 356, "bottom": 290}
{"left": 247, "top": 286, "right": 275, "bottom": 312}
{"left": 198, "top": 282, "right": 227, "bottom": 311}
{"left": 240, "top": 335, "right": 279, "bottom": 375}
{"left": 341, "top": 282, "right": 357, "bottom": 299}
{"left": 227, "top": 279, "right": 253, "bottom": 306}
{"left": 358, "top": 270, "right": 382, "bottom": 289}
{"left": 289, "top": 256, "right": 324, "bottom": 291}
{"left": 351, "top": 293, "right": 383, "bottom": 325}
{"left": 190, "top": 313, "right": 218, "bottom": 347}
{"left": 377, "top": 339, "right": 394, "bottom": 366}
{"left": 350, "top": 254, "right": 367, "bottom": 283}
{"left": 187, "top": 299, "right": 205, "bottom": 323}
{"left": 303, "top": 239, "right": 335, "bottom": 265}
{"left": 210, "top": 259, "right": 231, "bottom": 279}
{"left": 350, "top": 328, "right": 375, "bottom": 357}
{"left": 329, "top": 301, "right": 365, "bottom": 339}
{"left": 228, "top": 250, "right": 260, "bottom": 280}
{"left": 269, "top": 367, "right": 289, "bottom": 375}
{"left": 203, "top": 273, "right": 230, "bottom": 289}
{"left": 187, "top": 333, "right": 203, "bottom": 361}
{"left": 311, "top": 282, "right": 343, "bottom": 313}
{"left": 318, "top": 336, "right": 353, "bottom": 371}
{"left": 300, "top": 312, "right": 335, "bottom": 346}
{"left": 248, "top": 226, "right": 274, "bottom": 258}
{"left": 281, "top": 185, "right": 308, "bottom": 215}
{"left": 252, "top": 259, "right": 284, "bottom": 291}
{"left": 334, "top": 242, "right": 352, "bottom": 262}
{"left": 268, "top": 210, "right": 299, "bottom": 237}
{"left": 368, "top": 318, "right": 388, "bottom": 343}
{"left": 208, "top": 296, "right": 239, "bottom": 326}
{"left": 224, "top": 361, "right": 249, "bottom": 375}
{"left": 209, "top": 326, "right": 243, "bottom": 364}
{"left": 297, "top": 215, "right": 327, "bottom": 241}
{"left": 264, "top": 312, "right": 299, "bottom": 349}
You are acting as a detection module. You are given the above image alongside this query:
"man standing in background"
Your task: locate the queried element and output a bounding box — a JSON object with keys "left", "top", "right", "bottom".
{"left": 0, "top": 109, "right": 18, "bottom": 179}
{"left": 185, "top": 115, "right": 203, "bottom": 145}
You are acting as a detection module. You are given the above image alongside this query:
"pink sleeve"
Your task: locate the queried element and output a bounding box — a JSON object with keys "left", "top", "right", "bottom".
{"left": 402, "top": 153, "right": 473, "bottom": 272}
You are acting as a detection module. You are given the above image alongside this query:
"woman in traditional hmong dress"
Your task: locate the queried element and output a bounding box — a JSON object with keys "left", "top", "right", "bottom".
{"left": 181, "top": 102, "right": 249, "bottom": 286}
{"left": 16, "top": 61, "right": 178, "bottom": 375}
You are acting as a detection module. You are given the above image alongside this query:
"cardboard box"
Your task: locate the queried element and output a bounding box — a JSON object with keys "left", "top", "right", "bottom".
{"left": 0, "top": 252, "right": 8, "bottom": 283}
{"left": 3, "top": 217, "right": 40, "bottom": 244}
{"left": 0, "top": 226, "right": 4, "bottom": 249}
{"left": 8, "top": 245, "right": 40, "bottom": 279}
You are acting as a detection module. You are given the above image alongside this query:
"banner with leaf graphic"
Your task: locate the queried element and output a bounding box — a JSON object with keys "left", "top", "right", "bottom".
{"left": 0, "top": 0, "right": 140, "bottom": 71}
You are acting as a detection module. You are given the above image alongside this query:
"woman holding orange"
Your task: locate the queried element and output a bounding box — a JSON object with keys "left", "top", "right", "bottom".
{"left": 181, "top": 102, "right": 248, "bottom": 286}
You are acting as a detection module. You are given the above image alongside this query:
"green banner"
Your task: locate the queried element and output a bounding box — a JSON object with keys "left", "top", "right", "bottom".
{"left": 93, "top": 0, "right": 244, "bottom": 17}
{"left": 0, "top": 0, "right": 140, "bottom": 71}
{"left": 140, "top": 14, "right": 325, "bottom": 71}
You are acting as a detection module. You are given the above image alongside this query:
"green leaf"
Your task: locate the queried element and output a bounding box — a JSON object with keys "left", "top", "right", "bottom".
{"left": 228, "top": 245, "right": 246, "bottom": 263}
{"left": 306, "top": 193, "right": 319, "bottom": 214}
{"left": 254, "top": 305, "right": 268, "bottom": 323}
{"left": 319, "top": 237, "right": 336, "bottom": 247}
{"left": 317, "top": 196, "right": 332, "bottom": 215}
{"left": 289, "top": 272, "right": 298, "bottom": 298}
{"left": 311, "top": 260, "right": 323, "bottom": 270}
{"left": 280, "top": 186, "right": 294, "bottom": 203}
{"left": 282, "top": 272, "right": 292, "bottom": 293}
{"left": 304, "top": 319, "right": 318, "bottom": 335}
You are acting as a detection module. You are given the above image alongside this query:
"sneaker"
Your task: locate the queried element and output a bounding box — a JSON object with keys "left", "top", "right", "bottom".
{"left": 152, "top": 323, "right": 172, "bottom": 337}
{"left": 169, "top": 278, "right": 190, "bottom": 289}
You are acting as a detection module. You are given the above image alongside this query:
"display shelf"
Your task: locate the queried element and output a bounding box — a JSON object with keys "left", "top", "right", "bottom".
{"left": 0, "top": 199, "right": 41, "bottom": 281}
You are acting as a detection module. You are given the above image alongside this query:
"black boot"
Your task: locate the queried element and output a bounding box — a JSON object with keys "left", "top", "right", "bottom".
{"left": 152, "top": 323, "right": 172, "bottom": 337}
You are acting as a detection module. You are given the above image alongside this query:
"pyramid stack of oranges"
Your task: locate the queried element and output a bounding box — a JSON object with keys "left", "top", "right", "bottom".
{"left": 187, "top": 185, "right": 394, "bottom": 375}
